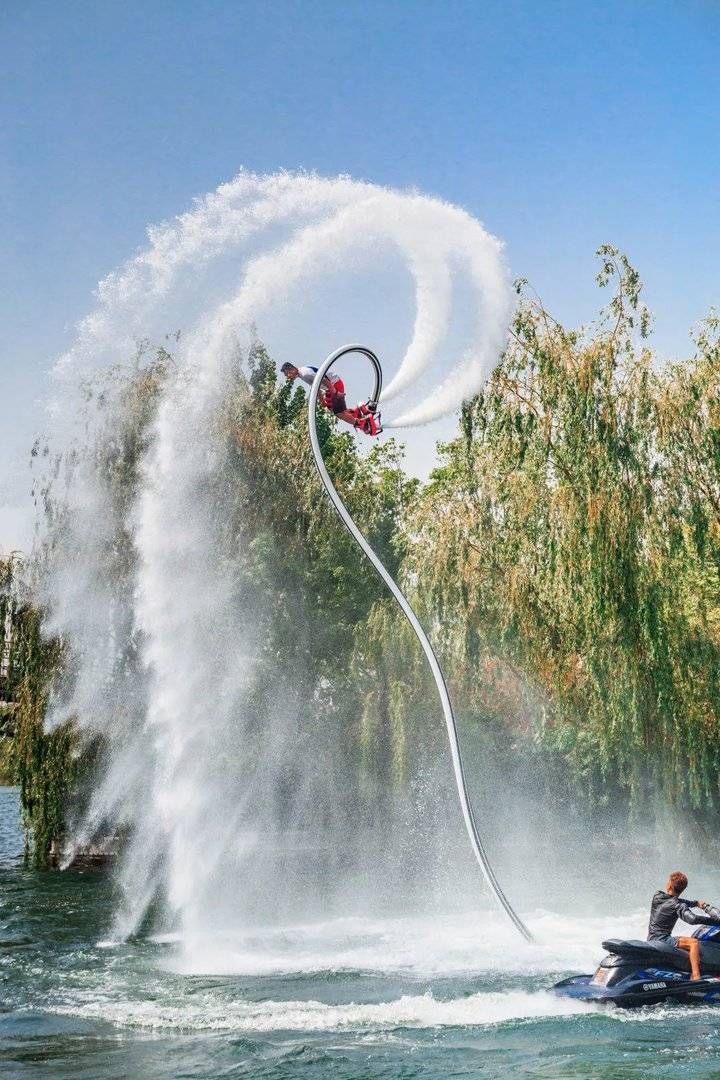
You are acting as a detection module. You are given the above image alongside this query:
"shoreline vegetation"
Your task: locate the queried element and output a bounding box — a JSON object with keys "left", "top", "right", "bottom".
{"left": 1, "top": 248, "right": 719, "bottom": 866}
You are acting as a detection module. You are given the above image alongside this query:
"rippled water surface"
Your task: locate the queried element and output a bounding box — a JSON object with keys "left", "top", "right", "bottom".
{"left": 2, "top": 787, "right": 720, "bottom": 1078}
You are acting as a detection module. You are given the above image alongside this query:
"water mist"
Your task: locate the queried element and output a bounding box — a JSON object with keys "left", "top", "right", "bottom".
{"left": 39, "top": 171, "right": 521, "bottom": 967}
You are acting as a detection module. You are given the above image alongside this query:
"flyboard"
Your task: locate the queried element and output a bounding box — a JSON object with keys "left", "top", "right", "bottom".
{"left": 309, "top": 345, "right": 533, "bottom": 943}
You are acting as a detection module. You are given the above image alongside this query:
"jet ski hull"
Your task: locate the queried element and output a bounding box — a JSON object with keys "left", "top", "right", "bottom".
{"left": 552, "top": 937, "right": 720, "bottom": 1008}
{"left": 553, "top": 971, "right": 720, "bottom": 1008}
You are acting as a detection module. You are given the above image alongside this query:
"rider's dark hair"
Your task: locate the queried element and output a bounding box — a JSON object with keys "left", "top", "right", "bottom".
{"left": 669, "top": 871, "right": 688, "bottom": 896}
{"left": 280, "top": 362, "right": 296, "bottom": 374}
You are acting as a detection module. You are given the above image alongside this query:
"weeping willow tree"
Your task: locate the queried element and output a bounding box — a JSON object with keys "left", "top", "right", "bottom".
{"left": 0, "top": 554, "right": 77, "bottom": 860}
{"left": 385, "top": 248, "right": 720, "bottom": 818}
{"left": 0, "top": 555, "right": 22, "bottom": 784}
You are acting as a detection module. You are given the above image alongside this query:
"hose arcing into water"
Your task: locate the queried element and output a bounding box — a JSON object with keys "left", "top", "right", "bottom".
{"left": 309, "top": 344, "right": 533, "bottom": 943}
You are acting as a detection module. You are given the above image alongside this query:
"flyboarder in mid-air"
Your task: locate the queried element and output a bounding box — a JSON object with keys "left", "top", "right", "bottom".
{"left": 280, "top": 362, "right": 382, "bottom": 435}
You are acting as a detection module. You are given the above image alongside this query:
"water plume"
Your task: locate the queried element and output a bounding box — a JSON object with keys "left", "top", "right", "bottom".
{"left": 53, "top": 171, "right": 513, "bottom": 428}
{"left": 38, "top": 171, "right": 516, "bottom": 954}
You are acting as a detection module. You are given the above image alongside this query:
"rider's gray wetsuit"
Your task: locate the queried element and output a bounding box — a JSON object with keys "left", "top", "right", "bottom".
{"left": 647, "top": 892, "right": 720, "bottom": 941}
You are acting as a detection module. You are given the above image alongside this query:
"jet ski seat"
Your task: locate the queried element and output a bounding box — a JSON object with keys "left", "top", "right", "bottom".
{"left": 602, "top": 938, "right": 720, "bottom": 975}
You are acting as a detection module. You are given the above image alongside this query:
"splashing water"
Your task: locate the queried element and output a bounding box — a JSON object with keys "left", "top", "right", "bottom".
{"left": 56, "top": 171, "right": 513, "bottom": 428}
{"left": 40, "top": 171, "right": 516, "bottom": 957}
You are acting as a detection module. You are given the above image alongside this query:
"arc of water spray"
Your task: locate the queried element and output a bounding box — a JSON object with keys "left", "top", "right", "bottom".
{"left": 309, "top": 345, "right": 534, "bottom": 943}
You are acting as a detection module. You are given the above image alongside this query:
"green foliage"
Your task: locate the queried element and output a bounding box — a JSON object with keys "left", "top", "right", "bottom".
{"left": 7, "top": 249, "right": 720, "bottom": 857}
{"left": 5, "top": 344, "right": 172, "bottom": 865}
{"left": 224, "top": 342, "right": 420, "bottom": 757}
{"left": 0, "top": 576, "right": 73, "bottom": 864}
{"left": 397, "top": 250, "right": 720, "bottom": 813}
{"left": 6, "top": 337, "right": 420, "bottom": 860}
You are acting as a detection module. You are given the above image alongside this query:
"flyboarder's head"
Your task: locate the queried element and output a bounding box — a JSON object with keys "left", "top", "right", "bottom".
{"left": 666, "top": 871, "right": 689, "bottom": 896}
{"left": 281, "top": 362, "right": 299, "bottom": 381}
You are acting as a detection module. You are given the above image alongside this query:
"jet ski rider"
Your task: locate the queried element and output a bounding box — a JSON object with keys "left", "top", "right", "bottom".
{"left": 280, "top": 363, "right": 381, "bottom": 436}
{"left": 648, "top": 871, "right": 720, "bottom": 980}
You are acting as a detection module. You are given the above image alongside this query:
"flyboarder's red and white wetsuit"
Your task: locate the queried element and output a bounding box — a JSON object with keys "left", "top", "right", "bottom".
{"left": 295, "top": 366, "right": 347, "bottom": 414}
{"left": 295, "top": 366, "right": 381, "bottom": 435}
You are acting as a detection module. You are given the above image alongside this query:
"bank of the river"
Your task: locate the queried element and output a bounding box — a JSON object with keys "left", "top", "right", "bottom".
{"left": 3, "top": 788, "right": 720, "bottom": 1078}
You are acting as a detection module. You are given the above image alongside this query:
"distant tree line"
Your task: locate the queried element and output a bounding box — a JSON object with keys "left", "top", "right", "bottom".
{"left": 3, "top": 248, "right": 719, "bottom": 864}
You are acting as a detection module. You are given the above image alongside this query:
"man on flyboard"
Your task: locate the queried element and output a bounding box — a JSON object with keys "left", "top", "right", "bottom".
{"left": 280, "top": 363, "right": 382, "bottom": 436}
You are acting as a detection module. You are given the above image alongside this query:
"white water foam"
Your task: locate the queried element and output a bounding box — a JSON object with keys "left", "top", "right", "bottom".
{"left": 48, "top": 989, "right": 597, "bottom": 1033}
{"left": 168, "top": 909, "right": 649, "bottom": 978}
{"left": 59, "top": 908, "right": 718, "bottom": 1036}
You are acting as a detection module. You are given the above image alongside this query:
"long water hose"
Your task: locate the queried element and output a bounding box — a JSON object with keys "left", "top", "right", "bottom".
{"left": 309, "top": 345, "right": 533, "bottom": 943}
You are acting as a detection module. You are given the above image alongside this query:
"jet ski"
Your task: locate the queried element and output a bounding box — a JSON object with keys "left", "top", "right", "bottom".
{"left": 553, "top": 925, "right": 720, "bottom": 1007}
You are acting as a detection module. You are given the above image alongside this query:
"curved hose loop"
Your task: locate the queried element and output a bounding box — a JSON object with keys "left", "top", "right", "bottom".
{"left": 309, "top": 344, "right": 533, "bottom": 943}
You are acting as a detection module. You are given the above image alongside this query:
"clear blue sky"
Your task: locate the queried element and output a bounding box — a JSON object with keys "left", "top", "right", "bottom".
{"left": 2, "top": 0, "right": 719, "bottom": 548}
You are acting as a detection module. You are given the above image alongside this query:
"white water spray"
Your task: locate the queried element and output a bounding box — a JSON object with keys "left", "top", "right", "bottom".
{"left": 55, "top": 171, "right": 513, "bottom": 427}
{"left": 41, "top": 171, "right": 516, "bottom": 953}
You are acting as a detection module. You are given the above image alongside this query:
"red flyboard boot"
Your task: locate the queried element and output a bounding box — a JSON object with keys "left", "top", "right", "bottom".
{"left": 350, "top": 403, "right": 382, "bottom": 436}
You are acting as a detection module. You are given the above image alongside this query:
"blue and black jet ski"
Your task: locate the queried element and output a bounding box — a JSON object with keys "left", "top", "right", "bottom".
{"left": 553, "top": 925, "right": 720, "bottom": 1007}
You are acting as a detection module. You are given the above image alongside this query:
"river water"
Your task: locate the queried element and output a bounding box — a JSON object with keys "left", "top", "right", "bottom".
{"left": 2, "top": 787, "right": 720, "bottom": 1078}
